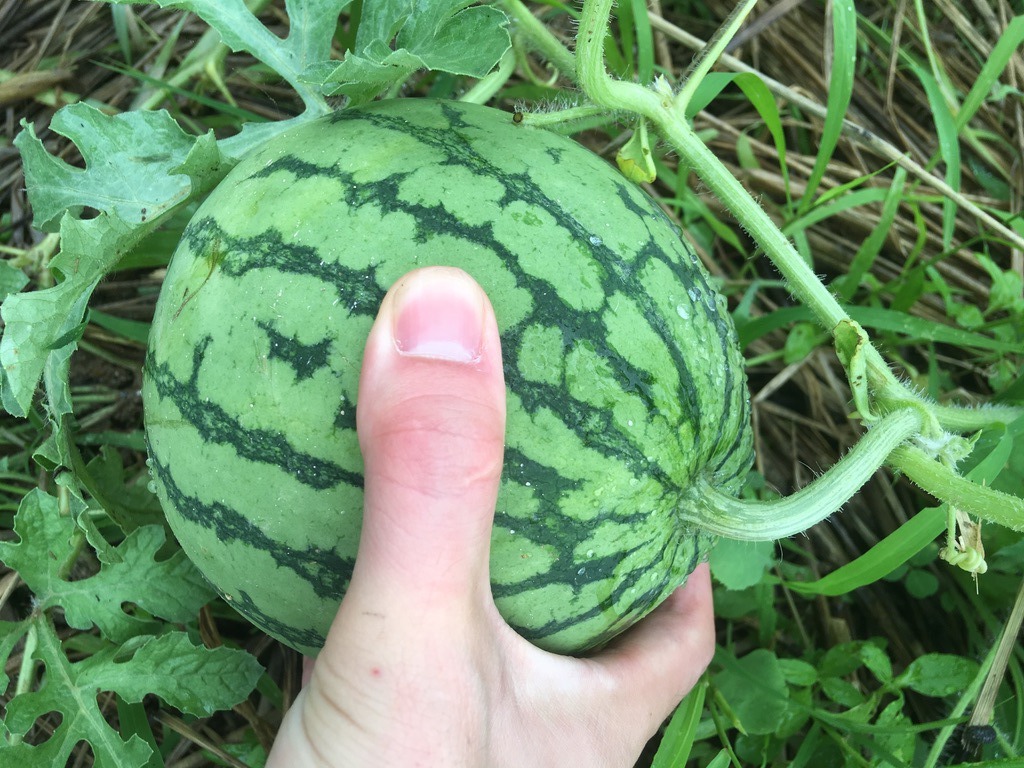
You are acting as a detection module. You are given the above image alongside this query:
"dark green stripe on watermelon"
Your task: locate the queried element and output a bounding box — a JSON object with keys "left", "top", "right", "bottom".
{"left": 256, "top": 320, "right": 333, "bottom": 382}
{"left": 178, "top": 215, "right": 387, "bottom": 318}
{"left": 144, "top": 338, "right": 358, "bottom": 492}
{"left": 232, "top": 590, "right": 327, "bottom": 650}
{"left": 148, "top": 449, "right": 353, "bottom": 600}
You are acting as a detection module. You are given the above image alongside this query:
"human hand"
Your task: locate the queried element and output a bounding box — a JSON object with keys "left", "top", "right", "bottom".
{"left": 266, "top": 267, "right": 715, "bottom": 768}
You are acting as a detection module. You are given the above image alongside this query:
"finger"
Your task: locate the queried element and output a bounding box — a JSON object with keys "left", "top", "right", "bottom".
{"left": 348, "top": 266, "right": 506, "bottom": 613}
{"left": 588, "top": 563, "right": 715, "bottom": 732}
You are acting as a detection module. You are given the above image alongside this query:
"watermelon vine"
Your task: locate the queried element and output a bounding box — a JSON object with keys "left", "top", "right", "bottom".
{"left": 550, "top": 0, "right": 1024, "bottom": 557}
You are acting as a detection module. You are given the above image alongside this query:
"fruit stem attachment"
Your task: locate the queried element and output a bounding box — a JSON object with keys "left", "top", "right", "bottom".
{"left": 682, "top": 407, "right": 923, "bottom": 540}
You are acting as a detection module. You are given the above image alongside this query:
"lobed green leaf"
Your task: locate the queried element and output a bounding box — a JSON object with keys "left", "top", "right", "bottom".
{"left": 714, "top": 649, "right": 791, "bottom": 736}
{"left": 314, "top": 0, "right": 510, "bottom": 102}
{"left": 2, "top": 616, "right": 262, "bottom": 766}
{"left": 2, "top": 109, "right": 227, "bottom": 419}
{"left": 0, "top": 489, "right": 215, "bottom": 644}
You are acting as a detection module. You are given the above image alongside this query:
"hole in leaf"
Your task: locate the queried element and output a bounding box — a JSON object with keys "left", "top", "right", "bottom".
{"left": 23, "top": 709, "right": 63, "bottom": 746}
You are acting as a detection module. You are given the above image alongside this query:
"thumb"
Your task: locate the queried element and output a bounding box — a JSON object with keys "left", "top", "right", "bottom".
{"left": 348, "top": 266, "right": 506, "bottom": 614}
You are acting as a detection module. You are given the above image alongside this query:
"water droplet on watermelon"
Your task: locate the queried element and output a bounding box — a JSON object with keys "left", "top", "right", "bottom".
{"left": 589, "top": 235, "right": 603, "bottom": 246}
{"left": 676, "top": 304, "right": 690, "bottom": 320}
{"left": 147, "top": 480, "right": 157, "bottom": 494}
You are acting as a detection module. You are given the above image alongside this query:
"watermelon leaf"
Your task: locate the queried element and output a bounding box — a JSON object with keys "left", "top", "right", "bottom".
{"left": 2, "top": 111, "right": 227, "bottom": 419}
{"left": 311, "top": 0, "right": 511, "bottom": 102}
{"left": 98, "top": 0, "right": 350, "bottom": 114}
{"left": 14, "top": 104, "right": 220, "bottom": 233}
{"left": 1, "top": 616, "right": 263, "bottom": 767}
{"left": 0, "top": 489, "right": 215, "bottom": 644}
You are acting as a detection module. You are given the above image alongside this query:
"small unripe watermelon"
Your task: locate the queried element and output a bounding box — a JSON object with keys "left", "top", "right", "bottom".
{"left": 143, "top": 98, "right": 753, "bottom": 655}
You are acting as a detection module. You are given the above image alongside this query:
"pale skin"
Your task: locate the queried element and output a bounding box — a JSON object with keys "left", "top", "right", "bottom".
{"left": 266, "top": 266, "right": 715, "bottom": 768}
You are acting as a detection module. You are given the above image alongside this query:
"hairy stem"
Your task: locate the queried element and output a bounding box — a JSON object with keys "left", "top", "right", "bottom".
{"left": 888, "top": 445, "right": 1024, "bottom": 532}
{"left": 576, "top": 0, "right": 910, "bottom": 399}
{"left": 572, "top": 0, "right": 1024, "bottom": 435}
{"left": 500, "top": 0, "right": 576, "bottom": 77}
{"left": 683, "top": 408, "right": 924, "bottom": 540}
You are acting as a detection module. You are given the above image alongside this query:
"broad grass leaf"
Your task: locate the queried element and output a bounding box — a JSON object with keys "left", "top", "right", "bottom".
{"left": 651, "top": 681, "right": 706, "bottom": 768}
{"left": 88, "top": 310, "right": 151, "bottom": 345}
{"left": 738, "top": 304, "right": 1021, "bottom": 354}
{"left": 956, "top": 16, "right": 1024, "bottom": 132}
{"left": 714, "top": 649, "right": 790, "bottom": 735}
{"left": 785, "top": 506, "right": 945, "bottom": 597}
{"left": 798, "top": 0, "right": 856, "bottom": 212}
{"left": 833, "top": 165, "right": 907, "bottom": 301}
{"left": 912, "top": 63, "right": 961, "bottom": 249}
{"left": 625, "top": 0, "right": 654, "bottom": 83}
{"left": 0, "top": 489, "right": 215, "bottom": 644}
{"left": 895, "top": 653, "right": 979, "bottom": 697}
{"left": 710, "top": 538, "right": 775, "bottom": 590}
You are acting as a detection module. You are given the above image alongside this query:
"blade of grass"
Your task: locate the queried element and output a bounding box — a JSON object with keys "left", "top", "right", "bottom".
{"left": 98, "top": 61, "right": 269, "bottom": 124}
{"left": 674, "top": 0, "right": 758, "bottom": 116}
{"left": 797, "top": 0, "right": 857, "bottom": 215}
{"left": 783, "top": 187, "right": 890, "bottom": 237}
{"left": 110, "top": 5, "right": 134, "bottom": 65}
{"left": 911, "top": 0, "right": 961, "bottom": 112}
{"left": 651, "top": 681, "right": 707, "bottom": 768}
{"left": 834, "top": 165, "right": 908, "bottom": 301}
{"left": 785, "top": 506, "right": 946, "bottom": 596}
{"left": 88, "top": 311, "right": 150, "bottom": 346}
{"left": 736, "top": 305, "right": 1022, "bottom": 354}
{"left": 629, "top": 0, "right": 654, "bottom": 83}
{"left": 956, "top": 16, "right": 1024, "bottom": 132}
{"left": 733, "top": 73, "right": 791, "bottom": 202}
{"left": 912, "top": 62, "right": 962, "bottom": 250}
{"left": 651, "top": 10, "right": 1024, "bottom": 252}
{"left": 116, "top": 694, "right": 165, "bottom": 768}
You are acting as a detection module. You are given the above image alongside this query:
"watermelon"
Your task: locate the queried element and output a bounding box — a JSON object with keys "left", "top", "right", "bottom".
{"left": 142, "top": 98, "right": 754, "bottom": 655}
